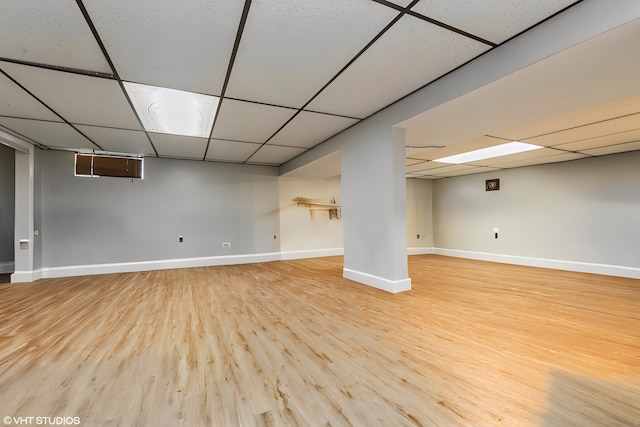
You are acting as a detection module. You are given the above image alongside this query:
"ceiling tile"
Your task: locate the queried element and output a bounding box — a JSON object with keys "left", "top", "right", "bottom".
{"left": 307, "top": 14, "right": 490, "bottom": 118}
{"left": 581, "top": 142, "right": 640, "bottom": 156}
{"left": 411, "top": 0, "right": 577, "bottom": 44}
{"left": 246, "top": 145, "right": 306, "bottom": 165}
{"left": 409, "top": 175, "right": 441, "bottom": 180}
{"left": 483, "top": 151, "right": 588, "bottom": 169}
{"left": 406, "top": 158, "right": 425, "bottom": 166}
{"left": 0, "top": 124, "right": 42, "bottom": 147}
{"left": 388, "top": 1, "right": 414, "bottom": 7}
{"left": 465, "top": 147, "right": 562, "bottom": 166}
{"left": 75, "top": 125, "right": 156, "bottom": 156}
{"left": 150, "top": 133, "right": 207, "bottom": 160}
{"left": 1, "top": 62, "right": 141, "bottom": 130}
{"left": 269, "top": 111, "right": 360, "bottom": 148}
{"left": 83, "top": 0, "right": 245, "bottom": 95}
{"left": 410, "top": 135, "right": 505, "bottom": 160}
{"left": 553, "top": 128, "right": 640, "bottom": 152}
{"left": 495, "top": 94, "right": 640, "bottom": 141}
{"left": 524, "top": 114, "right": 640, "bottom": 147}
{"left": 0, "top": 69, "right": 61, "bottom": 121}
{"left": 1, "top": 0, "right": 111, "bottom": 73}
{"left": 405, "top": 161, "right": 433, "bottom": 173}
{"left": 432, "top": 166, "right": 501, "bottom": 177}
{"left": 205, "top": 139, "right": 261, "bottom": 163}
{"left": 225, "top": 0, "right": 398, "bottom": 107}
{"left": 426, "top": 164, "right": 489, "bottom": 176}
{"left": 0, "top": 117, "right": 97, "bottom": 150}
{"left": 212, "top": 100, "right": 296, "bottom": 143}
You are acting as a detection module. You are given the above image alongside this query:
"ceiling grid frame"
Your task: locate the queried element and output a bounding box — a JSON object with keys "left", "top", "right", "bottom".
{"left": 2, "top": 0, "right": 637, "bottom": 176}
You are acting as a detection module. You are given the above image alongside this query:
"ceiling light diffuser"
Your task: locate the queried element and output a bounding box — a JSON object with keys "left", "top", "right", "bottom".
{"left": 124, "top": 82, "right": 219, "bottom": 138}
{"left": 433, "top": 141, "right": 543, "bottom": 164}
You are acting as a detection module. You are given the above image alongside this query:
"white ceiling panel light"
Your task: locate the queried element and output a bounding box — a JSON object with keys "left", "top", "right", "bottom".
{"left": 434, "top": 141, "right": 543, "bottom": 164}
{"left": 124, "top": 82, "right": 219, "bottom": 138}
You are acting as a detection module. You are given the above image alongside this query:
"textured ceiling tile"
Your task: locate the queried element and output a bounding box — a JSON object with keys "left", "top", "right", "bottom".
{"left": 405, "top": 161, "right": 436, "bottom": 173}
{"left": 406, "top": 158, "right": 425, "bottom": 166}
{"left": 1, "top": 62, "right": 141, "bottom": 130}
{"left": 427, "top": 164, "right": 484, "bottom": 174}
{"left": 552, "top": 128, "right": 640, "bottom": 152}
{"left": 149, "top": 133, "right": 207, "bottom": 160}
{"left": 409, "top": 135, "right": 503, "bottom": 161}
{"left": 76, "top": 125, "right": 156, "bottom": 156}
{"left": 525, "top": 114, "right": 640, "bottom": 146}
{"left": 205, "top": 139, "right": 261, "bottom": 163}
{"left": 246, "top": 145, "right": 306, "bottom": 165}
{"left": 225, "top": 0, "right": 397, "bottom": 107}
{"left": 408, "top": 175, "right": 440, "bottom": 180}
{"left": 581, "top": 141, "right": 640, "bottom": 156}
{"left": 0, "top": 0, "right": 111, "bottom": 73}
{"left": 269, "top": 111, "right": 359, "bottom": 148}
{"left": 307, "top": 14, "right": 490, "bottom": 118}
{"left": 411, "top": 0, "right": 578, "bottom": 44}
{"left": 431, "top": 166, "right": 497, "bottom": 177}
{"left": 83, "top": 0, "right": 245, "bottom": 95}
{"left": 0, "top": 69, "right": 61, "bottom": 121}
{"left": 0, "top": 117, "right": 97, "bottom": 150}
{"left": 495, "top": 94, "right": 640, "bottom": 141}
{"left": 212, "top": 100, "right": 296, "bottom": 143}
{"left": 389, "top": 0, "right": 415, "bottom": 7}
{"left": 486, "top": 152, "right": 588, "bottom": 168}
{"left": 464, "top": 147, "right": 560, "bottom": 166}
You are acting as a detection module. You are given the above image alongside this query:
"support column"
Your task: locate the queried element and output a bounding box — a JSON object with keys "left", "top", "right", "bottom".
{"left": 341, "top": 126, "right": 410, "bottom": 293}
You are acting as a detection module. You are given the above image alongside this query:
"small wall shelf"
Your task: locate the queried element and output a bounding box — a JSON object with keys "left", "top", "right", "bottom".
{"left": 292, "top": 196, "right": 341, "bottom": 219}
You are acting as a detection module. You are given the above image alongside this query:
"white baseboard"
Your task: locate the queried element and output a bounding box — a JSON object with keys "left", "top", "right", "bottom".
{"left": 280, "top": 248, "right": 343, "bottom": 260}
{"left": 343, "top": 268, "right": 411, "bottom": 293}
{"left": 11, "top": 269, "right": 43, "bottom": 283}
{"left": 15, "top": 247, "right": 638, "bottom": 283}
{"left": 433, "top": 248, "right": 640, "bottom": 279}
{"left": 407, "top": 247, "right": 435, "bottom": 255}
{"left": 41, "top": 252, "right": 282, "bottom": 279}
{"left": 0, "top": 261, "right": 15, "bottom": 274}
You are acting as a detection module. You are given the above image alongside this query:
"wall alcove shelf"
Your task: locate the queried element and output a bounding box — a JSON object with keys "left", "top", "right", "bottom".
{"left": 292, "top": 197, "right": 341, "bottom": 219}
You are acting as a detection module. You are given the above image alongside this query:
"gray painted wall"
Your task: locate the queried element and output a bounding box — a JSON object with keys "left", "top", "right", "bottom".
{"left": 0, "top": 143, "right": 14, "bottom": 266}
{"left": 40, "top": 150, "right": 280, "bottom": 268}
{"left": 433, "top": 152, "right": 640, "bottom": 268}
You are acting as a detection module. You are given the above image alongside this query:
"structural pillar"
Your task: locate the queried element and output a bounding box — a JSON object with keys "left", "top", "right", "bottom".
{"left": 341, "top": 126, "right": 410, "bottom": 293}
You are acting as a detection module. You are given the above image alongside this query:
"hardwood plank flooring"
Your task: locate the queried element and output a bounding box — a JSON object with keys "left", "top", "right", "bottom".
{"left": 0, "top": 256, "right": 638, "bottom": 426}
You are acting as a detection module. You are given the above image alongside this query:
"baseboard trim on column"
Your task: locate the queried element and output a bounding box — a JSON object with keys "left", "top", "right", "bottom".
{"left": 343, "top": 268, "right": 411, "bottom": 293}
{"left": 11, "top": 269, "right": 43, "bottom": 283}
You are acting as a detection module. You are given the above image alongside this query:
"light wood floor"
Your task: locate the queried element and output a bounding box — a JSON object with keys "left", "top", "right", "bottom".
{"left": 0, "top": 256, "right": 638, "bottom": 426}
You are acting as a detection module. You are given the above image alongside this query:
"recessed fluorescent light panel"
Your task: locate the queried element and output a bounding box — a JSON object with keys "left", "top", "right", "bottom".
{"left": 124, "top": 82, "right": 219, "bottom": 138}
{"left": 434, "top": 141, "right": 543, "bottom": 164}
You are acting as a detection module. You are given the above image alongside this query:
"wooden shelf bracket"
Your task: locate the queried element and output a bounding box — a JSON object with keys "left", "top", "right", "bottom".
{"left": 292, "top": 196, "right": 341, "bottom": 219}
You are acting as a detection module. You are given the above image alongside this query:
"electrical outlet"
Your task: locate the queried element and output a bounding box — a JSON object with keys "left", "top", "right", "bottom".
{"left": 222, "top": 242, "right": 231, "bottom": 248}
{"left": 179, "top": 236, "right": 184, "bottom": 243}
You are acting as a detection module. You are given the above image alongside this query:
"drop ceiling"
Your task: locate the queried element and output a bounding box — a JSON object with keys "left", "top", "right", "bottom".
{"left": 1, "top": 0, "right": 638, "bottom": 174}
